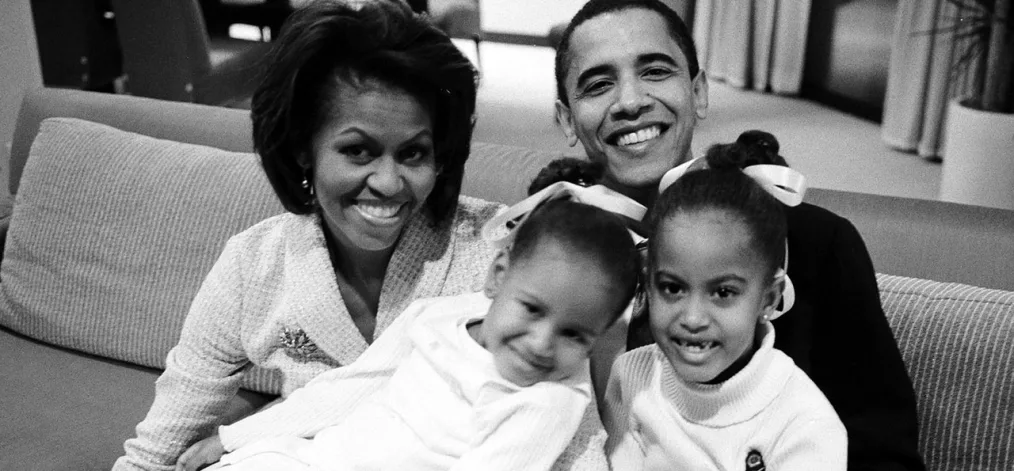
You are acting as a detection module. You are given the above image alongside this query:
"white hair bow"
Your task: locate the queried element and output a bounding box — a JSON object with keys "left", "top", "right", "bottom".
{"left": 658, "top": 157, "right": 808, "bottom": 320}
{"left": 659, "top": 157, "right": 808, "bottom": 207}
{"left": 481, "top": 182, "right": 647, "bottom": 250}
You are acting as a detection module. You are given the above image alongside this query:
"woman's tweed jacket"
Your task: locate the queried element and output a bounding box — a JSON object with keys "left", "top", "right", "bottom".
{"left": 115, "top": 196, "right": 505, "bottom": 470}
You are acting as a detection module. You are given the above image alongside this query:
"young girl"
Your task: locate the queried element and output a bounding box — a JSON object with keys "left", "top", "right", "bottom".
{"left": 603, "top": 162, "right": 847, "bottom": 470}
{"left": 181, "top": 199, "right": 639, "bottom": 471}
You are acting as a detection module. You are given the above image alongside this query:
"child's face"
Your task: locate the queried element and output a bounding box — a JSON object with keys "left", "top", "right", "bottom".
{"left": 647, "top": 209, "right": 779, "bottom": 384}
{"left": 478, "top": 241, "right": 621, "bottom": 387}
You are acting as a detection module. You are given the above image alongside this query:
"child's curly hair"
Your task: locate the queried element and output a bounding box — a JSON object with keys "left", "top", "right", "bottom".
{"left": 705, "top": 130, "right": 789, "bottom": 169}
{"left": 527, "top": 158, "right": 605, "bottom": 195}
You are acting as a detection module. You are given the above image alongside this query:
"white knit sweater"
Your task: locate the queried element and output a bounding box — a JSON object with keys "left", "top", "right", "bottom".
{"left": 603, "top": 324, "right": 847, "bottom": 471}
{"left": 114, "top": 197, "right": 503, "bottom": 471}
{"left": 217, "top": 291, "right": 593, "bottom": 471}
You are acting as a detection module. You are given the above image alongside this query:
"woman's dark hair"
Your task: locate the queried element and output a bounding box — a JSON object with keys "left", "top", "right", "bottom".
{"left": 647, "top": 168, "right": 786, "bottom": 279}
{"left": 252, "top": 0, "right": 478, "bottom": 224}
{"left": 510, "top": 199, "right": 639, "bottom": 322}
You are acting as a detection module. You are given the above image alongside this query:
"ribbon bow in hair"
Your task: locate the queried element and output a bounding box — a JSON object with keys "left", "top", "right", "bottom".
{"left": 481, "top": 182, "right": 647, "bottom": 250}
{"left": 659, "top": 157, "right": 808, "bottom": 206}
{"left": 658, "top": 157, "right": 809, "bottom": 320}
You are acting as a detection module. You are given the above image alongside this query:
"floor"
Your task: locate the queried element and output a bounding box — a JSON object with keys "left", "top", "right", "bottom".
{"left": 457, "top": 40, "right": 942, "bottom": 201}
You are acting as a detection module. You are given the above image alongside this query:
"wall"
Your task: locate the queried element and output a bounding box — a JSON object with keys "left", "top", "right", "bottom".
{"left": 1, "top": 0, "right": 43, "bottom": 198}
{"left": 480, "top": 0, "right": 587, "bottom": 37}
{"left": 480, "top": 0, "right": 694, "bottom": 40}
{"left": 802, "top": 0, "right": 898, "bottom": 122}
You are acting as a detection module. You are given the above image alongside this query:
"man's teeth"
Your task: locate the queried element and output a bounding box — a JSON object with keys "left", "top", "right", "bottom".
{"left": 357, "top": 202, "right": 402, "bottom": 219}
{"left": 617, "top": 126, "right": 661, "bottom": 146}
{"left": 675, "top": 339, "right": 717, "bottom": 351}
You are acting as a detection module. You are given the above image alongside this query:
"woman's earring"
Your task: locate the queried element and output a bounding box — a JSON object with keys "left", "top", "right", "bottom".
{"left": 760, "top": 313, "right": 771, "bottom": 324}
{"left": 302, "top": 171, "right": 316, "bottom": 204}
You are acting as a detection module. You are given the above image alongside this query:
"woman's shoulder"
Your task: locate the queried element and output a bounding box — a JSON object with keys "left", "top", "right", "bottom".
{"left": 444, "top": 195, "right": 506, "bottom": 243}
{"left": 453, "top": 195, "right": 506, "bottom": 226}
{"left": 225, "top": 212, "right": 319, "bottom": 251}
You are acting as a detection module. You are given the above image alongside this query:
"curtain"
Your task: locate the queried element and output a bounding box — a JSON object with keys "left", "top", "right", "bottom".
{"left": 881, "top": 0, "right": 983, "bottom": 159}
{"left": 693, "top": 0, "right": 811, "bottom": 94}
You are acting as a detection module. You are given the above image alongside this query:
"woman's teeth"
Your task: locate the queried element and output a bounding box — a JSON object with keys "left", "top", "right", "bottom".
{"left": 675, "top": 338, "right": 717, "bottom": 352}
{"left": 356, "top": 201, "right": 402, "bottom": 219}
{"left": 617, "top": 126, "right": 661, "bottom": 146}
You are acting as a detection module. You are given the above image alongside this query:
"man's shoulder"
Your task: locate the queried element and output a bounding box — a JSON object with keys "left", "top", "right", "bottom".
{"left": 786, "top": 201, "right": 866, "bottom": 251}
{"left": 787, "top": 202, "right": 850, "bottom": 230}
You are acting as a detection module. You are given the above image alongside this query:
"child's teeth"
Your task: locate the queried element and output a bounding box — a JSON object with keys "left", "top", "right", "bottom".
{"left": 677, "top": 339, "right": 715, "bottom": 351}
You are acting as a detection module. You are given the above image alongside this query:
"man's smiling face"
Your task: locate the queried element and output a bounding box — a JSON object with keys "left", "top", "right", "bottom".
{"left": 556, "top": 7, "right": 708, "bottom": 199}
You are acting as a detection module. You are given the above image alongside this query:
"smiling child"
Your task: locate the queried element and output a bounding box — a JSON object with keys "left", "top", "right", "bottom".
{"left": 603, "top": 166, "right": 847, "bottom": 470}
{"left": 182, "top": 199, "right": 639, "bottom": 471}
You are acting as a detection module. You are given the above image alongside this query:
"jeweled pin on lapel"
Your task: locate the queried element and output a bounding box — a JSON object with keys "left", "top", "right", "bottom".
{"left": 745, "top": 449, "right": 766, "bottom": 471}
{"left": 279, "top": 327, "right": 320, "bottom": 361}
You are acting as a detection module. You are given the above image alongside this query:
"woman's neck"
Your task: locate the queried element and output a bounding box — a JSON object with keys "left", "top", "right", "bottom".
{"left": 325, "top": 233, "right": 393, "bottom": 285}
{"left": 321, "top": 224, "right": 394, "bottom": 342}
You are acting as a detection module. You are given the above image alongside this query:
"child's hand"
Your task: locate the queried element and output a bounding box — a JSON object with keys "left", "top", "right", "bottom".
{"left": 176, "top": 434, "right": 224, "bottom": 471}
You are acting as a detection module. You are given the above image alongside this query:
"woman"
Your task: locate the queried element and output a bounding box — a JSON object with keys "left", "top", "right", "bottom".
{"left": 114, "top": 2, "right": 501, "bottom": 469}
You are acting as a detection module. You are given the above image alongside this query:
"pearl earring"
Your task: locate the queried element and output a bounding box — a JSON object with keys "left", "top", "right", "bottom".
{"left": 301, "top": 172, "right": 316, "bottom": 205}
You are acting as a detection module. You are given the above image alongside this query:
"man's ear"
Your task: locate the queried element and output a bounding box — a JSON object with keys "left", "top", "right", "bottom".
{"left": 483, "top": 250, "right": 511, "bottom": 298}
{"left": 692, "top": 69, "right": 709, "bottom": 121}
{"left": 554, "top": 100, "right": 579, "bottom": 147}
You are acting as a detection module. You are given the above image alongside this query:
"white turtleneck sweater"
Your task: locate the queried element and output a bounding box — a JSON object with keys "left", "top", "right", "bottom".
{"left": 602, "top": 323, "right": 846, "bottom": 471}
{"left": 217, "top": 292, "right": 594, "bottom": 471}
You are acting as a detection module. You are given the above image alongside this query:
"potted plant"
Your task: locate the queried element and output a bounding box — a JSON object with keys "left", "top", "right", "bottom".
{"left": 935, "top": 0, "right": 1014, "bottom": 209}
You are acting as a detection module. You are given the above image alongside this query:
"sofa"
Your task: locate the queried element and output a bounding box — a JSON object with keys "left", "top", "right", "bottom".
{"left": 1, "top": 87, "right": 1012, "bottom": 470}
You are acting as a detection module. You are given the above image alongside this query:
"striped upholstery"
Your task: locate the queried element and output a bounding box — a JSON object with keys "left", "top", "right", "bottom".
{"left": 878, "top": 274, "right": 1014, "bottom": 471}
{"left": 0, "top": 118, "right": 284, "bottom": 370}
{"left": 463, "top": 141, "right": 565, "bottom": 205}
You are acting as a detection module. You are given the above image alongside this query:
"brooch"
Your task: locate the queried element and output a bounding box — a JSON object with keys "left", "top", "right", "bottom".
{"left": 745, "top": 449, "right": 766, "bottom": 471}
{"left": 279, "top": 327, "right": 321, "bottom": 361}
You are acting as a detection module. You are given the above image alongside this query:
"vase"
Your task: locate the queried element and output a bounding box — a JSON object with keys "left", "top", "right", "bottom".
{"left": 939, "top": 99, "right": 1014, "bottom": 210}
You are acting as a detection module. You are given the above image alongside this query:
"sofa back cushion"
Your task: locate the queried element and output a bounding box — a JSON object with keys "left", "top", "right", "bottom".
{"left": 0, "top": 117, "right": 284, "bottom": 369}
{"left": 462, "top": 141, "right": 562, "bottom": 205}
{"left": 877, "top": 274, "right": 1014, "bottom": 470}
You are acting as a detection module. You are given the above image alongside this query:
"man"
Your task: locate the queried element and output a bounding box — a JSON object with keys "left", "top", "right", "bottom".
{"left": 552, "top": 1, "right": 926, "bottom": 470}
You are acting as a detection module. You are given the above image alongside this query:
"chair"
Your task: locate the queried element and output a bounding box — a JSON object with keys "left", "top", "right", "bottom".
{"left": 109, "top": 0, "right": 270, "bottom": 107}
{"left": 30, "top": 0, "right": 123, "bottom": 92}
{"left": 200, "top": 0, "right": 293, "bottom": 40}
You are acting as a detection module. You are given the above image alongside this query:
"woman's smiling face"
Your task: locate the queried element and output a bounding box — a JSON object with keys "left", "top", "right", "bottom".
{"left": 309, "top": 77, "right": 437, "bottom": 253}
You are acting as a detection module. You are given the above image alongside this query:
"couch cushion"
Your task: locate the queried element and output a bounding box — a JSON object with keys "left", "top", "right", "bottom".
{"left": 0, "top": 117, "right": 284, "bottom": 370}
{"left": 0, "top": 326, "right": 275, "bottom": 470}
{"left": 463, "top": 141, "right": 563, "bottom": 205}
{"left": 877, "top": 274, "right": 1014, "bottom": 470}
{"left": 0, "top": 326, "right": 161, "bottom": 470}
